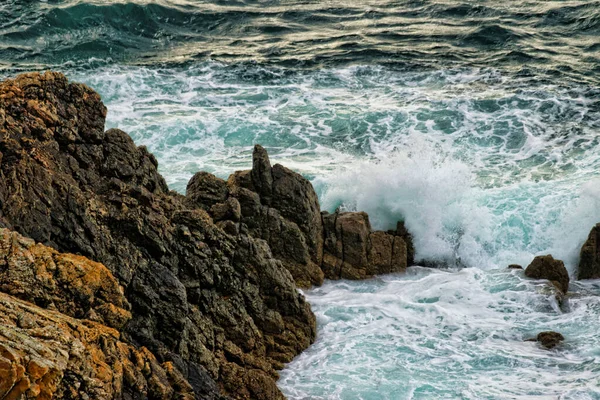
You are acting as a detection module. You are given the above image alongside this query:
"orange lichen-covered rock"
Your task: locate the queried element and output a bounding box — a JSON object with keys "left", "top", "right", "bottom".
{"left": 0, "top": 228, "right": 131, "bottom": 329}
{"left": 0, "top": 291, "right": 193, "bottom": 400}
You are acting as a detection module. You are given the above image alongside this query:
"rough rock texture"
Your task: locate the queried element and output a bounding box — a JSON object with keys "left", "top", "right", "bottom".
{"left": 189, "top": 146, "right": 414, "bottom": 287}
{"left": 578, "top": 223, "right": 600, "bottom": 280}
{"left": 0, "top": 228, "right": 131, "bottom": 330}
{"left": 0, "top": 229, "right": 194, "bottom": 400}
{"left": 0, "top": 72, "right": 315, "bottom": 399}
{"left": 321, "top": 211, "right": 409, "bottom": 280}
{"left": 536, "top": 331, "right": 565, "bottom": 349}
{"left": 524, "top": 255, "right": 570, "bottom": 294}
{"left": 0, "top": 291, "right": 196, "bottom": 400}
{"left": 186, "top": 145, "right": 326, "bottom": 288}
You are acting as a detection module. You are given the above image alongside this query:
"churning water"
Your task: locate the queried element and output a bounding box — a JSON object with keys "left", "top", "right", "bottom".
{"left": 2, "top": 0, "right": 600, "bottom": 397}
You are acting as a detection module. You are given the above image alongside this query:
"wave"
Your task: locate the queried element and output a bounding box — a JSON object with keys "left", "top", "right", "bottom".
{"left": 1, "top": 0, "right": 598, "bottom": 82}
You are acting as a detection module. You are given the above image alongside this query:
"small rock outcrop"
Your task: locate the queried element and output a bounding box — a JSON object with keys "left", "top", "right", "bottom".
{"left": 187, "top": 145, "right": 414, "bottom": 287}
{"left": 536, "top": 331, "right": 565, "bottom": 349}
{"left": 578, "top": 223, "right": 600, "bottom": 280}
{"left": 508, "top": 264, "right": 523, "bottom": 270}
{"left": 321, "top": 212, "right": 410, "bottom": 280}
{"left": 524, "top": 255, "right": 569, "bottom": 294}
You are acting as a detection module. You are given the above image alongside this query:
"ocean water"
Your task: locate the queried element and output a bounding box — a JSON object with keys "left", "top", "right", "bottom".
{"left": 2, "top": 1, "right": 600, "bottom": 398}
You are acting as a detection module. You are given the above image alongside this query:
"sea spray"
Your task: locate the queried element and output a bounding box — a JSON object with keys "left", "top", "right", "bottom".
{"left": 316, "top": 136, "right": 494, "bottom": 268}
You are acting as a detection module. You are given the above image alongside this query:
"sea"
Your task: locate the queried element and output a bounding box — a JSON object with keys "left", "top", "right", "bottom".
{"left": 1, "top": 0, "right": 600, "bottom": 398}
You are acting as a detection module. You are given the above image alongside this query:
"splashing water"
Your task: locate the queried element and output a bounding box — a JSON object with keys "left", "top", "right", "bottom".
{"left": 2, "top": 0, "right": 600, "bottom": 398}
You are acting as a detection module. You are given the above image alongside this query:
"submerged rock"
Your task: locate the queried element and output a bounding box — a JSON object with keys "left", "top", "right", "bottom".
{"left": 578, "top": 223, "right": 600, "bottom": 280}
{"left": 508, "top": 264, "right": 523, "bottom": 270}
{"left": 524, "top": 255, "right": 569, "bottom": 294}
{"left": 0, "top": 72, "right": 315, "bottom": 399}
{"left": 536, "top": 331, "right": 565, "bottom": 349}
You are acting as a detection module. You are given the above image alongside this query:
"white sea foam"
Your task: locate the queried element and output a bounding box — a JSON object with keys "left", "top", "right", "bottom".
{"left": 279, "top": 269, "right": 600, "bottom": 399}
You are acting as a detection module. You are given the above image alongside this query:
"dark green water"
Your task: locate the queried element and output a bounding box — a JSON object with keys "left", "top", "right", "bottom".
{"left": 2, "top": 1, "right": 600, "bottom": 398}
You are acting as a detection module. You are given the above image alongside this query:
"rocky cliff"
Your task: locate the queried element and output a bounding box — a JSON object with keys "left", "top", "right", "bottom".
{"left": 0, "top": 72, "right": 414, "bottom": 399}
{"left": 0, "top": 72, "right": 316, "bottom": 399}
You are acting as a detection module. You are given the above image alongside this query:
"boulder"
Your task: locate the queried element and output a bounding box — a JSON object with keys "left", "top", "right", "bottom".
{"left": 524, "top": 255, "right": 569, "bottom": 293}
{"left": 0, "top": 72, "right": 315, "bottom": 400}
{"left": 578, "top": 223, "right": 600, "bottom": 279}
{"left": 508, "top": 264, "right": 523, "bottom": 270}
{"left": 536, "top": 331, "right": 565, "bottom": 349}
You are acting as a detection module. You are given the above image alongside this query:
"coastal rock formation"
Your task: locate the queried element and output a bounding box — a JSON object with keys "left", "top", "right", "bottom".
{"left": 0, "top": 71, "right": 415, "bottom": 399}
{"left": 578, "top": 223, "right": 600, "bottom": 279}
{"left": 321, "top": 212, "right": 410, "bottom": 280}
{"left": 189, "top": 146, "right": 414, "bottom": 287}
{"left": 524, "top": 255, "right": 569, "bottom": 294}
{"left": 0, "top": 72, "right": 315, "bottom": 399}
{"left": 0, "top": 230, "right": 194, "bottom": 400}
{"left": 536, "top": 331, "right": 565, "bottom": 349}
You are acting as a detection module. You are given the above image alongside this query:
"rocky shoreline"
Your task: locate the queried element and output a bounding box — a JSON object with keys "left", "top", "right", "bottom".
{"left": 0, "top": 72, "right": 598, "bottom": 399}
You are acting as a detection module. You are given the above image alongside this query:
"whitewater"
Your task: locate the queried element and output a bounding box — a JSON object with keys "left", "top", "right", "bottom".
{"left": 2, "top": 0, "right": 600, "bottom": 398}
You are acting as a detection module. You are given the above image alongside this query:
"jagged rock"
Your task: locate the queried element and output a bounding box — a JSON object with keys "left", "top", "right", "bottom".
{"left": 0, "top": 72, "right": 315, "bottom": 400}
{"left": 251, "top": 144, "right": 273, "bottom": 204}
{"left": 578, "top": 223, "right": 600, "bottom": 279}
{"left": 0, "top": 228, "right": 131, "bottom": 330}
{"left": 536, "top": 331, "right": 565, "bottom": 349}
{"left": 225, "top": 146, "right": 325, "bottom": 287}
{"left": 224, "top": 147, "right": 414, "bottom": 286}
{"left": 210, "top": 197, "right": 242, "bottom": 222}
{"left": 322, "top": 211, "right": 409, "bottom": 280}
{"left": 524, "top": 255, "right": 569, "bottom": 294}
{"left": 186, "top": 171, "right": 229, "bottom": 210}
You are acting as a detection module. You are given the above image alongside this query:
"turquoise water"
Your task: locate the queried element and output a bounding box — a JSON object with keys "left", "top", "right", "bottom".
{"left": 2, "top": 1, "right": 600, "bottom": 397}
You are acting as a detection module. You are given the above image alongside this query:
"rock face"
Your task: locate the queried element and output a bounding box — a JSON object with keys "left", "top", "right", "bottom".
{"left": 578, "top": 223, "right": 600, "bottom": 280}
{"left": 0, "top": 229, "right": 195, "bottom": 400}
{"left": 524, "top": 255, "right": 570, "bottom": 294}
{"left": 0, "top": 72, "right": 316, "bottom": 399}
{"left": 0, "top": 228, "right": 131, "bottom": 330}
{"left": 0, "top": 72, "right": 415, "bottom": 399}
